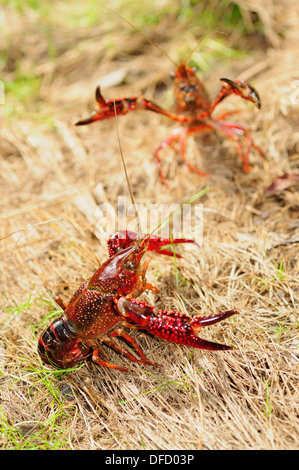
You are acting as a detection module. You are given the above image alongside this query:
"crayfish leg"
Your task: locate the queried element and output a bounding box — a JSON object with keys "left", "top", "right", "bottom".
{"left": 153, "top": 127, "right": 181, "bottom": 186}
{"left": 206, "top": 119, "right": 265, "bottom": 173}
{"left": 92, "top": 347, "right": 129, "bottom": 372}
{"left": 144, "top": 282, "right": 159, "bottom": 294}
{"left": 154, "top": 126, "right": 211, "bottom": 184}
{"left": 102, "top": 337, "right": 146, "bottom": 365}
{"left": 109, "top": 328, "right": 159, "bottom": 367}
{"left": 179, "top": 127, "right": 211, "bottom": 177}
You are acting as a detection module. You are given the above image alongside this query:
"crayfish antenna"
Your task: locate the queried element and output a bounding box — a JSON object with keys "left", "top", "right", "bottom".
{"left": 113, "top": 102, "right": 145, "bottom": 245}
{"left": 102, "top": 6, "right": 178, "bottom": 69}
{"left": 113, "top": 105, "right": 203, "bottom": 256}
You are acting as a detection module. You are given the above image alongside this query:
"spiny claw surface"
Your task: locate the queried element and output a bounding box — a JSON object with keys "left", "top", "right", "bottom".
{"left": 118, "top": 298, "right": 238, "bottom": 351}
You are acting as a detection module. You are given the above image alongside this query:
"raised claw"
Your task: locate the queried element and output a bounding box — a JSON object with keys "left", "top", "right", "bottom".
{"left": 75, "top": 86, "right": 138, "bottom": 125}
{"left": 220, "top": 78, "right": 261, "bottom": 109}
{"left": 75, "top": 86, "right": 177, "bottom": 126}
{"left": 107, "top": 230, "right": 199, "bottom": 258}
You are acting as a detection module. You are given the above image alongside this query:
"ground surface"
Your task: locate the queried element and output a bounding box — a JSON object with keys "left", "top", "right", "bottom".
{"left": 0, "top": 0, "right": 298, "bottom": 450}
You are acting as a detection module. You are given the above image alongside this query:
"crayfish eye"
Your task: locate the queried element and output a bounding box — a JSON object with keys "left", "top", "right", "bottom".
{"left": 123, "top": 253, "right": 138, "bottom": 271}
{"left": 192, "top": 66, "right": 197, "bottom": 72}
{"left": 170, "top": 71, "right": 175, "bottom": 79}
{"left": 125, "top": 261, "right": 136, "bottom": 271}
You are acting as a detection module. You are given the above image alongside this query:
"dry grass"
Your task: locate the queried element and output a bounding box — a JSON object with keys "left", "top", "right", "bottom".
{"left": 0, "top": 0, "right": 298, "bottom": 450}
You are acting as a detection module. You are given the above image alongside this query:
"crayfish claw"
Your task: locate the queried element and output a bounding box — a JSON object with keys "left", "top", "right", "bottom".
{"left": 107, "top": 230, "right": 198, "bottom": 259}
{"left": 186, "top": 337, "right": 234, "bottom": 351}
{"left": 75, "top": 110, "right": 99, "bottom": 126}
{"left": 220, "top": 78, "right": 261, "bottom": 109}
{"left": 145, "top": 282, "right": 160, "bottom": 294}
{"left": 220, "top": 77, "right": 242, "bottom": 90}
{"left": 147, "top": 235, "right": 199, "bottom": 258}
{"left": 95, "top": 86, "right": 106, "bottom": 106}
{"left": 191, "top": 310, "right": 238, "bottom": 330}
{"left": 91, "top": 348, "right": 129, "bottom": 372}
{"left": 118, "top": 298, "right": 238, "bottom": 352}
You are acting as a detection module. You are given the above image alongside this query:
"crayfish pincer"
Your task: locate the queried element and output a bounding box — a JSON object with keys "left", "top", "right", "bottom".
{"left": 38, "top": 231, "right": 238, "bottom": 371}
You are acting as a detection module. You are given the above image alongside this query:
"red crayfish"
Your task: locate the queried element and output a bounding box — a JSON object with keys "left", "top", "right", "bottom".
{"left": 38, "top": 230, "right": 238, "bottom": 371}
{"left": 76, "top": 63, "right": 265, "bottom": 185}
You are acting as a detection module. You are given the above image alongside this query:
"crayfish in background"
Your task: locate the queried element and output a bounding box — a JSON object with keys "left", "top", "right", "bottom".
{"left": 76, "top": 34, "right": 265, "bottom": 185}
{"left": 76, "top": 69, "right": 265, "bottom": 185}
{"left": 38, "top": 230, "right": 238, "bottom": 371}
